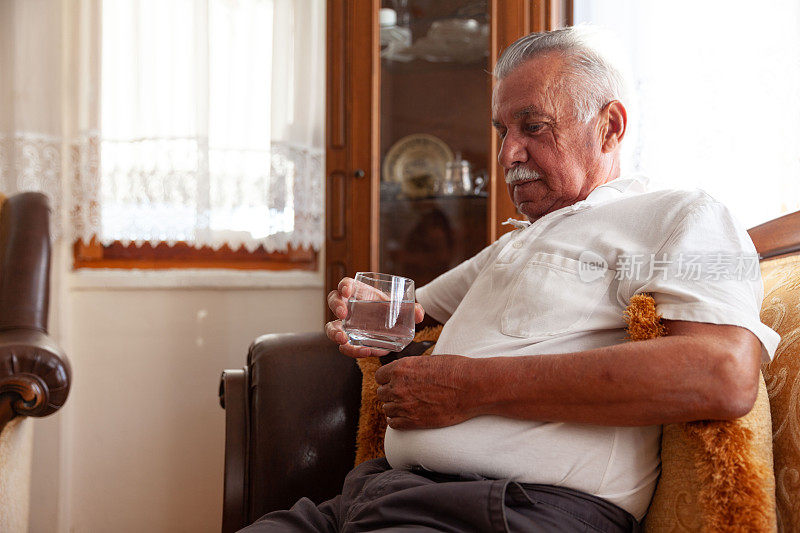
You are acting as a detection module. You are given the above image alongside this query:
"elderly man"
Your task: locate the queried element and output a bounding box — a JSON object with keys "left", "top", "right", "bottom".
{"left": 242, "top": 26, "right": 780, "bottom": 532}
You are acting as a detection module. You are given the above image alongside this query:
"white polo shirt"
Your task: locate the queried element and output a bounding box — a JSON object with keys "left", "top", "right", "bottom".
{"left": 384, "top": 176, "right": 780, "bottom": 520}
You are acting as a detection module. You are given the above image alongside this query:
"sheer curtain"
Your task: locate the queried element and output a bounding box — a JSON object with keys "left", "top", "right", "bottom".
{"left": 99, "top": 0, "right": 324, "bottom": 251}
{"left": 0, "top": 0, "right": 325, "bottom": 253}
{"left": 0, "top": 0, "right": 93, "bottom": 240}
{"left": 574, "top": 0, "right": 800, "bottom": 228}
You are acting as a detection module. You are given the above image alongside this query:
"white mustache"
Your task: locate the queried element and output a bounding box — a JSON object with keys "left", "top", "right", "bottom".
{"left": 505, "top": 167, "right": 542, "bottom": 185}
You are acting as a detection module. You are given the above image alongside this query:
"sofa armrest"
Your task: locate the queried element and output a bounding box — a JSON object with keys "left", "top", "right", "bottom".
{"left": 0, "top": 192, "right": 70, "bottom": 433}
{"left": 219, "top": 331, "right": 362, "bottom": 530}
{"left": 0, "top": 328, "right": 71, "bottom": 432}
{"left": 219, "top": 368, "right": 249, "bottom": 533}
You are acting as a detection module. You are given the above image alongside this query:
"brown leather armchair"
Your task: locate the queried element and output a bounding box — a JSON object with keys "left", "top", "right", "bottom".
{"left": 0, "top": 192, "right": 71, "bottom": 434}
{"left": 218, "top": 334, "right": 434, "bottom": 532}
{"left": 219, "top": 211, "right": 800, "bottom": 533}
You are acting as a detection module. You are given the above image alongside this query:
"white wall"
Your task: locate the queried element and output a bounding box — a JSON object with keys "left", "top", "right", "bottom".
{"left": 28, "top": 260, "right": 324, "bottom": 532}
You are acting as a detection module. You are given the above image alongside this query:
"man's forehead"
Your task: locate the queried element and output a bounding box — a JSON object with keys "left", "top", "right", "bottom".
{"left": 491, "top": 56, "right": 566, "bottom": 121}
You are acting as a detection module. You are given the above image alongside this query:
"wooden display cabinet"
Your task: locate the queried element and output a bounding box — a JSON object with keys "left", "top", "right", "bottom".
{"left": 325, "top": 0, "right": 572, "bottom": 307}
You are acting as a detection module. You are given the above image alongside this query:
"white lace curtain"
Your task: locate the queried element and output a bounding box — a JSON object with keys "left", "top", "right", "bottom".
{"left": 0, "top": 0, "right": 324, "bottom": 252}
{"left": 574, "top": 0, "right": 800, "bottom": 228}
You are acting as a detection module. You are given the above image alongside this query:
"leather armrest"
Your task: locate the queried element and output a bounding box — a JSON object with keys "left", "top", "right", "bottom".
{"left": 0, "top": 328, "right": 71, "bottom": 431}
{"left": 219, "top": 331, "right": 362, "bottom": 528}
{"left": 246, "top": 331, "right": 361, "bottom": 521}
{"left": 220, "top": 367, "right": 248, "bottom": 533}
{"left": 0, "top": 192, "right": 70, "bottom": 433}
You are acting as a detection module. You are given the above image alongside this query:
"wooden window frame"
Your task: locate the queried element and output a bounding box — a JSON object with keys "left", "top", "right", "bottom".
{"left": 73, "top": 238, "right": 318, "bottom": 271}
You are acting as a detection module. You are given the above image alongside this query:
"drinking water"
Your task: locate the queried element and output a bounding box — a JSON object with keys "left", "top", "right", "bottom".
{"left": 343, "top": 300, "right": 415, "bottom": 351}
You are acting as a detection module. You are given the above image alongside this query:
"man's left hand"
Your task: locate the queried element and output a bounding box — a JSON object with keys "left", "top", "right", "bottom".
{"left": 374, "top": 355, "right": 480, "bottom": 430}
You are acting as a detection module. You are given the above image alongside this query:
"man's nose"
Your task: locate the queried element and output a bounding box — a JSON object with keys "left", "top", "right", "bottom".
{"left": 497, "top": 133, "right": 528, "bottom": 169}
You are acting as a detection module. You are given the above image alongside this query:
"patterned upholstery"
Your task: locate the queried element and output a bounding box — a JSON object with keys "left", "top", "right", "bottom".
{"left": 760, "top": 254, "right": 800, "bottom": 530}
{"left": 646, "top": 254, "right": 800, "bottom": 532}
{"left": 643, "top": 374, "right": 775, "bottom": 532}
{"left": 0, "top": 417, "right": 33, "bottom": 533}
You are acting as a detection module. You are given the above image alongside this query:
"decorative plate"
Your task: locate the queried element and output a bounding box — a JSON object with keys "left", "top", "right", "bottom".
{"left": 382, "top": 134, "right": 454, "bottom": 198}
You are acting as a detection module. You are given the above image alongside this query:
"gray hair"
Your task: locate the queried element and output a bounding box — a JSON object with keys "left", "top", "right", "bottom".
{"left": 494, "top": 24, "right": 629, "bottom": 122}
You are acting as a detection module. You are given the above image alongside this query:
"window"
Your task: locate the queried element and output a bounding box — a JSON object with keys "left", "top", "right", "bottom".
{"left": 574, "top": 0, "right": 800, "bottom": 228}
{"left": 75, "top": 0, "right": 324, "bottom": 269}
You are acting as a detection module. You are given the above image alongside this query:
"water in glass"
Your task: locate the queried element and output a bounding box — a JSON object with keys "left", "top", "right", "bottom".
{"left": 342, "top": 273, "right": 415, "bottom": 351}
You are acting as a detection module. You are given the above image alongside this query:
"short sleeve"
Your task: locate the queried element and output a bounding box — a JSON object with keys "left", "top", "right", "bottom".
{"left": 416, "top": 231, "right": 515, "bottom": 324}
{"left": 619, "top": 199, "right": 780, "bottom": 362}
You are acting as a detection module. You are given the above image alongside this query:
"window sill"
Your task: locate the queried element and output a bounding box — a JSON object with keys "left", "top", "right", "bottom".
{"left": 68, "top": 268, "right": 324, "bottom": 290}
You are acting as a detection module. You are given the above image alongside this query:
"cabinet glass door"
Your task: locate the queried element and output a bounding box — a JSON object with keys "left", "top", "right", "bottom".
{"left": 378, "top": 0, "right": 491, "bottom": 287}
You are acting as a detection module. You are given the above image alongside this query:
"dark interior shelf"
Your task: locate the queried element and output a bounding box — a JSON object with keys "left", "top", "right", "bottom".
{"left": 380, "top": 196, "right": 487, "bottom": 286}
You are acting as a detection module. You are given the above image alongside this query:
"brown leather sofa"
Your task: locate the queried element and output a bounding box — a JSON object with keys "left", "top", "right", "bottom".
{"left": 219, "top": 211, "right": 800, "bottom": 533}
{"left": 0, "top": 192, "right": 71, "bottom": 434}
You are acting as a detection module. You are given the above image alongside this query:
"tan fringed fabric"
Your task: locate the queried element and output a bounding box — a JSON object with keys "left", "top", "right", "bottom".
{"left": 759, "top": 254, "right": 800, "bottom": 531}
{"left": 354, "top": 356, "right": 386, "bottom": 466}
{"left": 627, "top": 294, "right": 776, "bottom": 533}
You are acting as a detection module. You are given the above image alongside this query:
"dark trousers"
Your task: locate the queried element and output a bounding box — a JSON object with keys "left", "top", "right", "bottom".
{"left": 240, "top": 458, "right": 641, "bottom": 533}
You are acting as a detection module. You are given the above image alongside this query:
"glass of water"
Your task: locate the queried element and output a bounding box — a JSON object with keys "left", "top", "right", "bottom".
{"left": 342, "top": 272, "right": 416, "bottom": 352}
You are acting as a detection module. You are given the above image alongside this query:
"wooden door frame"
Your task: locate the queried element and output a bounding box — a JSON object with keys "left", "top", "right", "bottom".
{"left": 325, "top": 0, "right": 378, "bottom": 307}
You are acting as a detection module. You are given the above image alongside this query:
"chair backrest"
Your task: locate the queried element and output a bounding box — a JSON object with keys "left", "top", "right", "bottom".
{"left": 749, "top": 211, "right": 800, "bottom": 261}
{"left": 749, "top": 210, "right": 800, "bottom": 531}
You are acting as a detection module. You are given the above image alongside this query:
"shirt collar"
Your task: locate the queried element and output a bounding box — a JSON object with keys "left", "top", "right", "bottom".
{"left": 566, "top": 175, "right": 650, "bottom": 215}
{"left": 587, "top": 174, "right": 649, "bottom": 201}
{"left": 501, "top": 175, "right": 650, "bottom": 228}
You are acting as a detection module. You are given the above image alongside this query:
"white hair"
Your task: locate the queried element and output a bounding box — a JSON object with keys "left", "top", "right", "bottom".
{"left": 494, "top": 24, "right": 630, "bottom": 123}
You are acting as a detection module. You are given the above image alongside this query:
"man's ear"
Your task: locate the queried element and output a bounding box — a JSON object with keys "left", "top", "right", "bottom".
{"left": 599, "top": 100, "right": 627, "bottom": 153}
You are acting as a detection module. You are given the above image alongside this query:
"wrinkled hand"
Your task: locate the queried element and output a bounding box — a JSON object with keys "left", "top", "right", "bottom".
{"left": 375, "top": 354, "right": 480, "bottom": 430}
{"left": 324, "top": 277, "right": 425, "bottom": 359}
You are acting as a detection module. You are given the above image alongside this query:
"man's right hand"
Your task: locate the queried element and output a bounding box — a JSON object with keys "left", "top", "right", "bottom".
{"left": 324, "top": 277, "right": 425, "bottom": 359}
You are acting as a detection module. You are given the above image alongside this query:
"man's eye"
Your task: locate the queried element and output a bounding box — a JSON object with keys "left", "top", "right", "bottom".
{"left": 526, "top": 124, "right": 543, "bottom": 133}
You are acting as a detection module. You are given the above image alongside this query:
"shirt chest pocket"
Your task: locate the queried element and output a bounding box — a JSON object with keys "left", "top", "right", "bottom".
{"left": 500, "top": 252, "right": 614, "bottom": 338}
